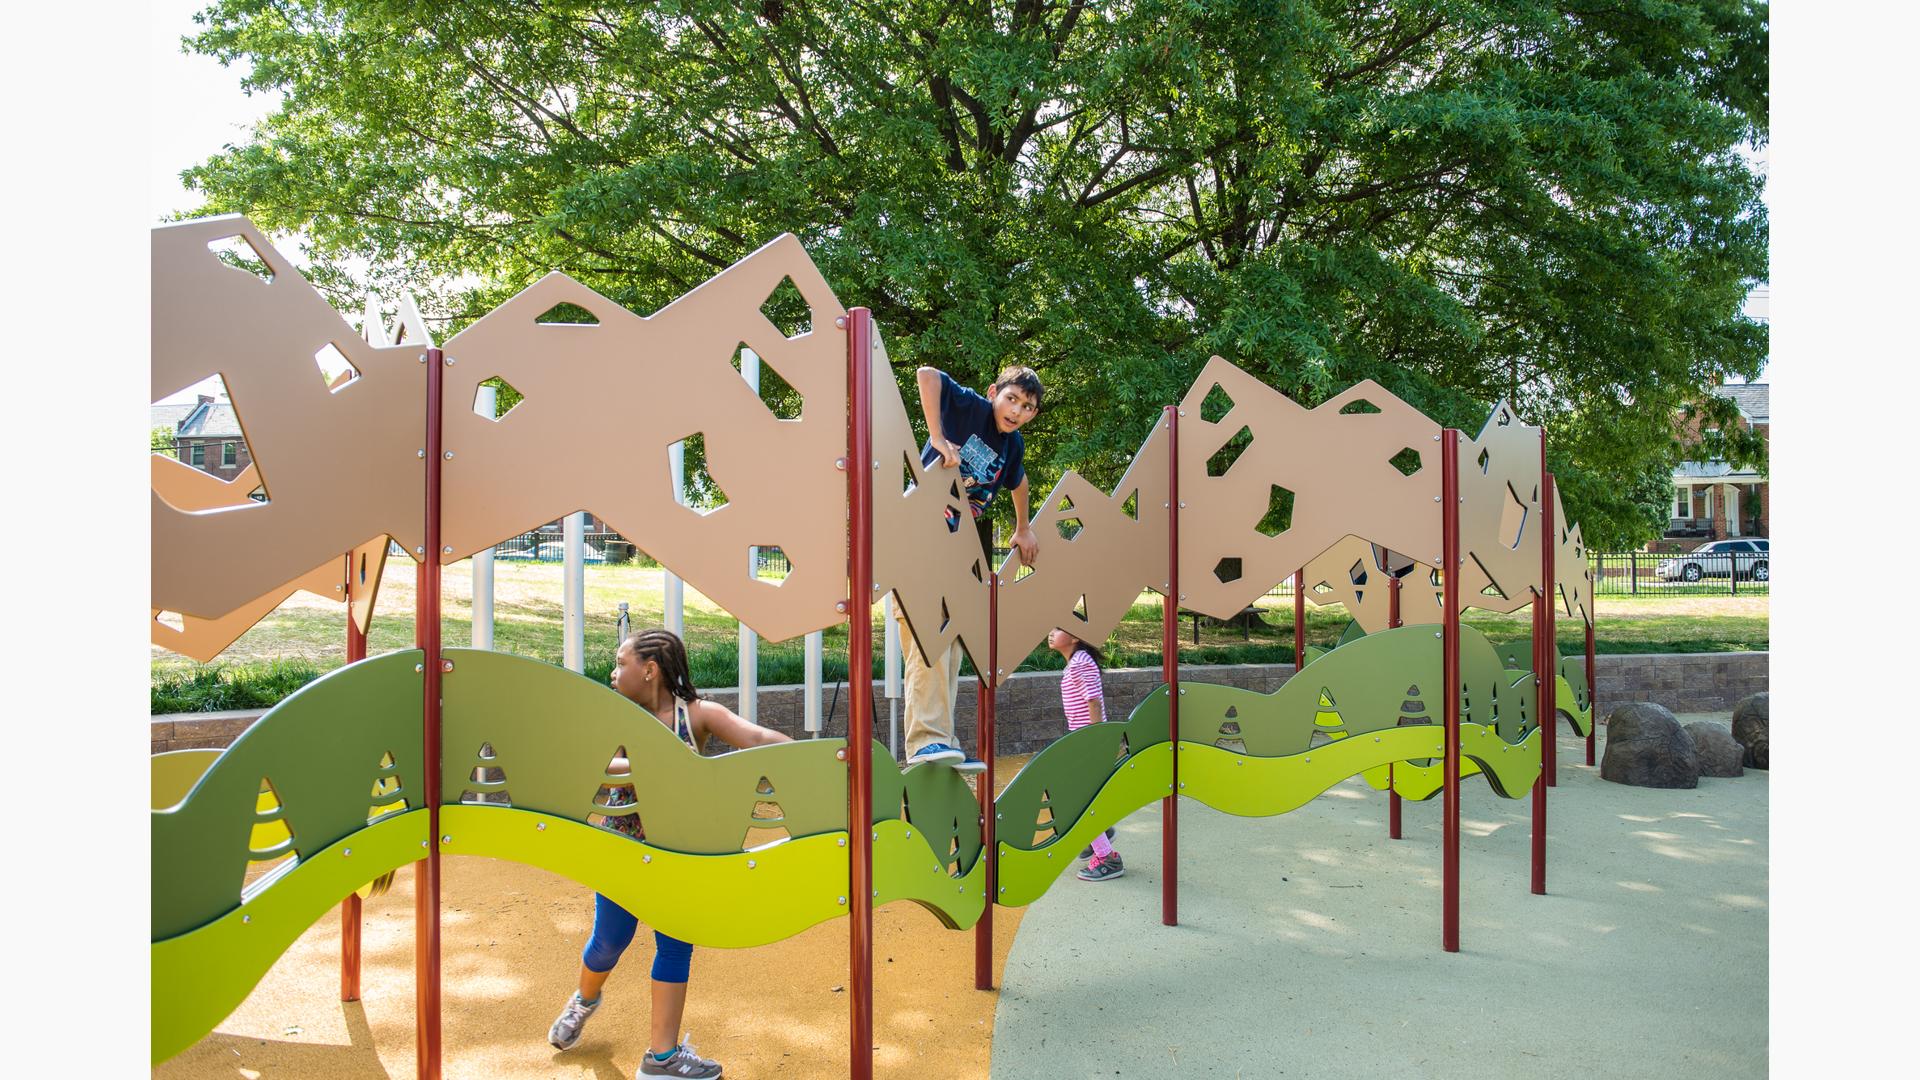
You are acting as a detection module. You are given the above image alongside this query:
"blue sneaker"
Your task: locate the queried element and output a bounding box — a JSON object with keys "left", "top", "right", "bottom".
{"left": 909, "top": 743, "right": 964, "bottom": 767}
{"left": 952, "top": 754, "right": 987, "bottom": 775}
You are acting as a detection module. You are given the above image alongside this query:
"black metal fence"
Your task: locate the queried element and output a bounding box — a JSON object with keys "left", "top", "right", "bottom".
{"left": 1587, "top": 549, "right": 1769, "bottom": 597}
{"left": 484, "top": 531, "right": 792, "bottom": 578}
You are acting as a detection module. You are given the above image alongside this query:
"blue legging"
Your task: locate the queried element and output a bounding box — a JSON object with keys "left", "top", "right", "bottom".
{"left": 582, "top": 893, "right": 694, "bottom": 984}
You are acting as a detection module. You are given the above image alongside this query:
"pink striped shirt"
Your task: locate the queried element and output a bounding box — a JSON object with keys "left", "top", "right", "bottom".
{"left": 1059, "top": 649, "right": 1105, "bottom": 730}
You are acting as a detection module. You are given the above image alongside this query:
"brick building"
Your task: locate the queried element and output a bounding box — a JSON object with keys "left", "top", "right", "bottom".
{"left": 1666, "top": 382, "right": 1767, "bottom": 546}
{"left": 152, "top": 395, "right": 254, "bottom": 482}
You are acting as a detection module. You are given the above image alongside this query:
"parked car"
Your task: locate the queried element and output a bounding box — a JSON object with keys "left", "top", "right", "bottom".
{"left": 1656, "top": 539, "right": 1769, "bottom": 582}
{"left": 495, "top": 541, "right": 605, "bottom": 563}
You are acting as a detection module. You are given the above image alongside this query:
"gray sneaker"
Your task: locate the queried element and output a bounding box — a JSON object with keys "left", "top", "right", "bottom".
{"left": 548, "top": 991, "right": 600, "bottom": 1051}
{"left": 638, "top": 1035, "right": 723, "bottom": 1078}
{"left": 1077, "top": 852, "right": 1124, "bottom": 882}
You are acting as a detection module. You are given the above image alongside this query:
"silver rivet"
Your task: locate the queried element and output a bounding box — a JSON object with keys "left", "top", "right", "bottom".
{"left": 443, "top": 545, "right": 453, "bottom": 554}
{"left": 444, "top": 356, "right": 455, "bottom": 365}
{"left": 835, "top": 316, "right": 848, "bottom": 329}
{"left": 1434, "top": 496, "right": 1442, "bottom": 502}
{"left": 838, "top": 896, "right": 847, "bottom": 905}
{"left": 243, "top": 914, "right": 251, "bottom": 923}
{"left": 1047, "top": 851, "right": 1052, "bottom": 858}
{"left": 1179, "top": 502, "right": 1187, "bottom": 509}
{"left": 335, "top": 584, "right": 344, "bottom": 592}
{"left": 999, "top": 886, "right": 1006, "bottom": 893}
{"left": 873, "top": 831, "right": 879, "bottom": 840}
{"left": 420, "top": 840, "right": 428, "bottom": 848}
{"left": 748, "top": 860, "right": 757, "bottom": 869}
{"left": 643, "top": 854, "right": 652, "bottom": 863}
{"left": 873, "top": 460, "right": 880, "bottom": 470}
{"left": 905, "top": 830, "right": 912, "bottom": 839}
{"left": 1178, "top": 409, "right": 1186, "bottom": 417}
{"left": 1179, "top": 689, "right": 1186, "bottom": 696}
{"left": 838, "top": 837, "right": 846, "bottom": 846}
{"left": 415, "top": 663, "right": 425, "bottom": 673}
{"left": 344, "top": 848, "right": 353, "bottom": 857}
{"left": 1180, "top": 782, "right": 1186, "bottom": 789}
{"left": 835, "top": 601, "right": 848, "bottom": 613}
{"left": 537, "top": 822, "right": 546, "bottom": 831}
{"left": 417, "top": 449, "right": 426, "bottom": 458}
{"left": 835, "top": 457, "right": 847, "bottom": 470}
{"left": 444, "top": 451, "right": 454, "bottom": 460}
{"left": 415, "top": 546, "right": 426, "bottom": 555}
{"left": 440, "top": 835, "right": 451, "bottom": 844}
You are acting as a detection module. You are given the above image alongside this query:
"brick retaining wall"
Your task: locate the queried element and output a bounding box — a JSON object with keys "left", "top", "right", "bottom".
{"left": 152, "top": 651, "right": 1768, "bottom": 755}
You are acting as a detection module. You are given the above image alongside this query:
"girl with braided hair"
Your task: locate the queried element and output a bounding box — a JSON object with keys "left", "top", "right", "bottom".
{"left": 549, "top": 628, "right": 790, "bottom": 1078}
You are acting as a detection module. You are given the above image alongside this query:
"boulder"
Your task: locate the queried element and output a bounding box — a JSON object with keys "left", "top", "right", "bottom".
{"left": 1685, "top": 722, "right": 1745, "bottom": 778}
{"left": 1600, "top": 702, "right": 1699, "bottom": 788}
{"left": 1731, "top": 693, "right": 1769, "bottom": 770}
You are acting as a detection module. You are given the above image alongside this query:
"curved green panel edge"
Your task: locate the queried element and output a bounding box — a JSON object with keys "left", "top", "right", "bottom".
{"left": 1358, "top": 724, "right": 1546, "bottom": 800}
{"left": 152, "top": 749, "right": 222, "bottom": 810}
{"left": 994, "top": 686, "right": 1173, "bottom": 853}
{"left": 998, "top": 743, "right": 1175, "bottom": 906}
{"left": 440, "top": 806, "right": 985, "bottom": 945}
{"left": 152, "top": 810, "right": 427, "bottom": 1064}
{"left": 153, "top": 650, "right": 427, "bottom": 942}
{"left": 439, "top": 649, "right": 980, "bottom": 875}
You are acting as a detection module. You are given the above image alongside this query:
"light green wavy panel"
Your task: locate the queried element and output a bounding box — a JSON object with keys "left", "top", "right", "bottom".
{"left": 152, "top": 810, "right": 426, "bottom": 1064}
{"left": 152, "top": 650, "right": 426, "bottom": 941}
{"left": 996, "top": 742, "right": 1174, "bottom": 906}
{"left": 875, "top": 819, "right": 988, "bottom": 930}
{"left": 1359, "top": 724, "right": 1545, "bottom": 800}
{"left": 152, "top": 749, "right": 222, "bottom": 810}
{"left": 439, "top": 648, "right": 849, "bottom": 854}
{"left": 993, "top": 685, "right": 1173, "bottom": 853}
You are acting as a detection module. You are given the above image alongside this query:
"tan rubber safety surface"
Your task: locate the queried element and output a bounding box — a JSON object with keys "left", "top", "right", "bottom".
{"left": 155, "top": 757, "right": 1033, "bottom": 1080}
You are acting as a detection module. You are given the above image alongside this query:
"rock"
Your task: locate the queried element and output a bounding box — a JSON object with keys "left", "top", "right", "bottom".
{"left": 1731, "top": 693, "right": 1769, "bottom": 770}
{"left": 1600, "top": 702, "right": 1699, "bottom": 788}
{"left": 1685, "top": 722, "right": 1745, "bottom": 778}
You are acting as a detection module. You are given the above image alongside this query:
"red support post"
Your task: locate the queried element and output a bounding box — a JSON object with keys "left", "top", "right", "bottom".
{"left": 1586, "top": 619, "right": 1598, "bottom": 766}
{"left": 416, "top": 347, "right": 446, "bottom": 1080}
{"left": 974, "top": 570, "right": 998, "bottom": 990}
{"left": 1292, "top": 569, "right": 1305, "bottom": 672}
{"left": 845, "top": 309, "right": 877, "bottom": 1080}
{"left": 342, "top": 552, "right": 368, "bottom": 1002}
{"left": 1442, "top": 428, "right": 1462, "bottom": 953}
{"left": 1161, "top": 405, "right": 1179, "bottom": 928}
{"left": 1388, "top": 571, "right": 1402, "bottom": 840}
{"left": 1532, "top": 466, "right": 1556, "bottom": 895}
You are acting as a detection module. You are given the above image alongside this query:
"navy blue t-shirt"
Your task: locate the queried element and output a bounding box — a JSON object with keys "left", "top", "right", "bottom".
{"left": 921, "top": 370, "right": 1026, "bottom": 523}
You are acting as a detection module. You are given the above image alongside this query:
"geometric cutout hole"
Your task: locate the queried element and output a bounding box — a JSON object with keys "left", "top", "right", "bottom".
{"left": 1348, "top": 559, "right": 1369, "bottom": 587}
{"left": 760, "top": 276, "right": 811, "bottom": 340}
{"left": 154, "top": 609, "right": 185, "bottom": 631}
{"left": 1476, "top": 447, "right": 1491, "bottom": 474}
{"left": 534, "top": 302, "right": 599, "bottom": 325}
{"left": 1500, "top": 482, "right": 1529, "bottom": 550}
{"left": 1214, "top": 557, "right": 1244, "bottom": 584}
{"left": 731, "top": 343, "right": 802, "bottom": 421}
{"left": 1339, "top": 398, "right": 1381, "bottom": 415}
{"left": 1200, "top": 383, "right": 1234, "bottom": 424}
{"left": 314, "top": 342, "right": 360, "bottom": 393}
{"left": 1056, "top": 516, "right": 1084, "bottom": 542}
{"left": 206, "top": 235, "right": 274, "bottom": 284}
{"left": 1207, "top": 425, "right": 1253, "bottom": 478}
{"left": 1388, "top": 447, "right": 1421, "bottom": 477}
{"left": 476, "top": 376, "right": 523, "bottom": 421}
{"left": 671, "top": 432, "right": 730, "bottom": 514}
{"left": 1072, "top": 594, "right": 1089, "bottom": 622}
{"left": 1257, "top": 485, "right": 1295, "bottom": 538}
{"left": 752, "top": 546, "right": 790, "bottom": 586}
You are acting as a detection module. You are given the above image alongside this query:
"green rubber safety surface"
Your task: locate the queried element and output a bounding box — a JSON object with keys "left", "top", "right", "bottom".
{"left": 152, "top": 650, "right": 427, "bottom": 942}
{"left": 151, "top": 810, "right": 427, "bottom": 1064}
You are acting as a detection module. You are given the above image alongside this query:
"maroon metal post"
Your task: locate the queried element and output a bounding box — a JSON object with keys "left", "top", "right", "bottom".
{"left": 1161, "top": 404, "right": 1179, "bottom": 928}
{"left": 1388, "top": 572, "right": 1403, "bottom": 840}
{"left": 845, "top": 309, "right": 877, "bottom": 1080}
{"left": 1531, "top": 467, "right": 1556, "bottom": 894}
{"left": 1441, "top": 429, "right": 1461, "bottom": 953}
{"left": 1585, "top": 619, "right": 1598, "bottom": 766}
{"left": 974, "top": 569, "right": 998, "bottom": 990}
{"left": 342, "top": 551, "right": 368, "bottom": 1002}
{"left": 416, "top": 347, "right": 446, "bottom": 1080}
{"left": 1292, "top": 569, "right": 1305, "bottom": 671}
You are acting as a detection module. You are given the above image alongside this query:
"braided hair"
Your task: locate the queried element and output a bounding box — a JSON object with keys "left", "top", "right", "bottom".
{"left": 623, "top": 628, "right": 703, "bottom": 703}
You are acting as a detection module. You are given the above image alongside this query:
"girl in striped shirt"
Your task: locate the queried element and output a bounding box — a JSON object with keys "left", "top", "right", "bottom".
{"left": 1048, "top": 627, "right": 1123, "bottom": 882}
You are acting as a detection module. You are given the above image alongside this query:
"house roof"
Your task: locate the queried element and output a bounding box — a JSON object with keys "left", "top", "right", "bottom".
{"left": 151, "top": 401, "right": 245, "bottom": 438}
{"left": 1710, "top": 383, "right": 1768, "bottom": 424}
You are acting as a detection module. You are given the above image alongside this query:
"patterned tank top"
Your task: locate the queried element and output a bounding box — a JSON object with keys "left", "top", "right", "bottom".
{"left": 601, "top": 697, "right": 695, "bottom": 840}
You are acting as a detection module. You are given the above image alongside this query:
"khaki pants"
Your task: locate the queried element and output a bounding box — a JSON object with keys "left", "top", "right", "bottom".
{"left": 895, "top": 604, "right": 963, "bottom": 756}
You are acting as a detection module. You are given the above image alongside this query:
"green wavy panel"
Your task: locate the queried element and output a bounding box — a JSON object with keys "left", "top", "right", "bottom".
{"left": 993, "top": 686, "right": 1173, "bottom": 853}
{"left": 152, "top": 650, "right": 426, "bottom": 942}
{"left": 440, "top": 806, "right": 986, "bottom": 944}
{"left": 997, "top": 743, "right": 1174, "bottom": 906}
{"left": 1558, "top": 656, "right": 1594, "bottom": 735}
{"left": 152, "top": 810, "right": 426, "bottom": 1064}
{"left": 1358, "top": 724, "right": 1546, "bottom": 800}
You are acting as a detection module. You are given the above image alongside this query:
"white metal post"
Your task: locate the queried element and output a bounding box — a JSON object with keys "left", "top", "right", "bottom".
{"left": 665, "top": 441, "right": 686, "bottom": 637}
{"left": 804, "top": 630, "right": 823, "bottom": 737}
{"left": 739, "top": 348, "right": 760, "bottom": 722}
{"left": 471, "top": 384, "right": 497, "bottom": 650}
{"left": 563, "top": 511, "right": 586, "bottom": 672}
{"left": 884, "top": 592, "right": 902, "bottom": 759}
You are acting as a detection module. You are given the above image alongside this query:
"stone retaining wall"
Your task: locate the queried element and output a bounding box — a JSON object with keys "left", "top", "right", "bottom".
{"left": 152, "top": 651, "right": 1768, "bottom": 756}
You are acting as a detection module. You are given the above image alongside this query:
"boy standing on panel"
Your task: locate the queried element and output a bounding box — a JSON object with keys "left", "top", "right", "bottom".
{"left": 897, "top": 365, "right": 1043, "bottom": 773}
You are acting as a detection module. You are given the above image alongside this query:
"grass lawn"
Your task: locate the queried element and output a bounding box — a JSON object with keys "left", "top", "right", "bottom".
{"left": 152, "top": 561, "right": 1767, "bottom": 713}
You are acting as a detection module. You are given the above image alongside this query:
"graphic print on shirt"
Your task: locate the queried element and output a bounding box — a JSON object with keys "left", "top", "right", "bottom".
{"left": 955, "top": 434, "right": 1006, "bottom": 520}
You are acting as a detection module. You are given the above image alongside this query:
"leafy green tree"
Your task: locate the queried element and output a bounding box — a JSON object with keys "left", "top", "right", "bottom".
{"left": 152, "top": 425, "right": 178, "bottom": 457}
{"left": 180, "top": 0, "right": 1767, "bottom": 549}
